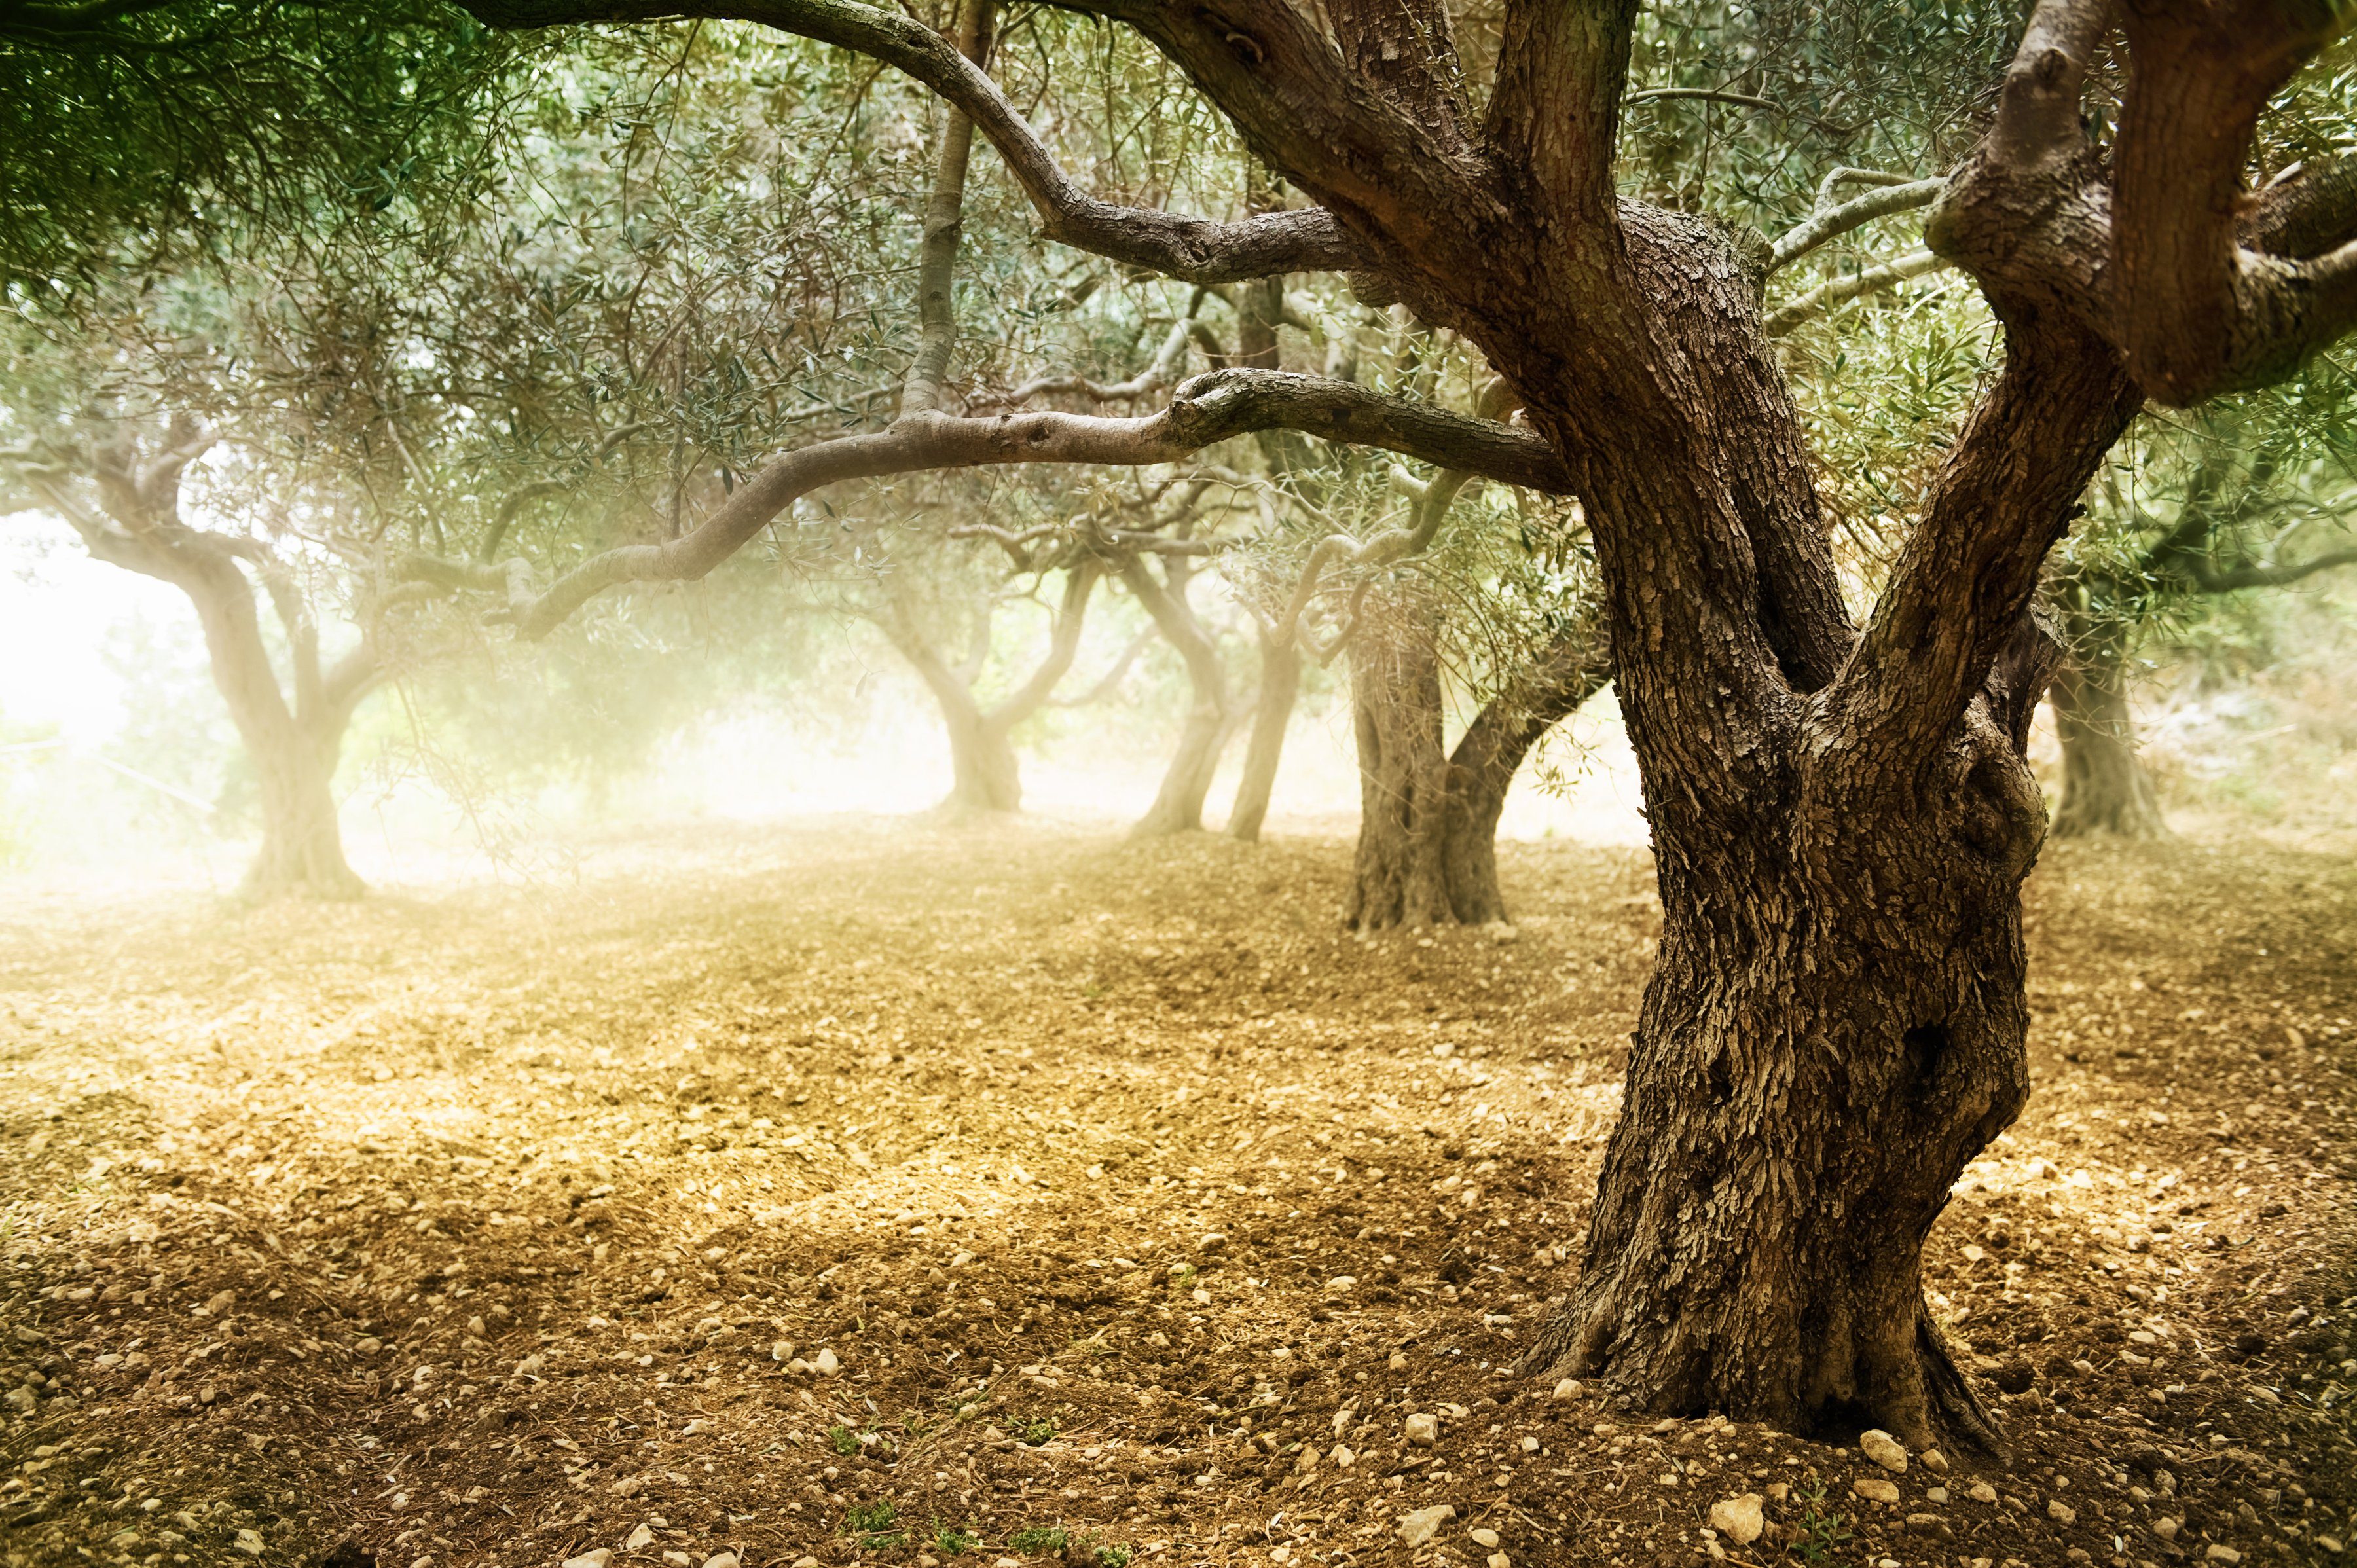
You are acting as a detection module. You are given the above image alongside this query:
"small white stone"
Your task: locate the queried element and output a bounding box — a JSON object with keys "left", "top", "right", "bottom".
{"left": 1859, "top": 1429, "right": 1908, "bottom": 1472}
{"left": 1920, "top": 1448, "right": 1949, "bottom": 1474}
{"left": 1552, "top": 1378, "right": 1582, "bottom": 1401}
{"left": 2155, "top": 1518, "right": 2182, "bottom": 1541}
{"left": 1471, "top": 1528, "right": 1501, "bottom": 1548}
{"left": 700, "top": 1554, "right": 740, "bottom": 1568}
{"left": 1330, "top": 1443, "right": 1355, "bottom": 1468}
{"left": 1395, "top": 1504, "right": 1457, "bottom": 1548}
{"left": 2204, "top": 1548, "right": 2240, "bottom": 1565}
{"left": 561, "top": 1553, "right": 612, "bottom": 1568}
{"left": 1968, "top": 1482, "right": 1998, "bottom": 1504}
{"left": 1196, "top": 1232, "right": 1228, "bottom": 1252}
{"left": 1853, "top": 1477, "right": 1900, "bottom": 1505}
{"left": 233, "top": 1530, "right": 266, "bottom": 1558}
{"left": 813, "top": 1347, "right": 840, "bottom": 1376}
{"left": 1708, "top": 1494, "right": 1765, "bottom": 1546}
{"left": 2047, "top": 1500, "right": 2076, "bottom": 1525}
{"left": 1389, "top": 1351, "right": 1410, "bottom": 1370}
{"left": 1488, "top": 1556, "right": 1510, "bottom": 1568}
{"left": 1404, "top": 1412, "right": 1440, "bottom": 1447}
{"left": 2312, "top": 1535, "right": 2344, "bottom": 1555}
{"left": 626, "top": 1524, "right": 655, "bottom": 1550}
{"left": 769, "top": 1340, "right": 794, "bottom": 1362}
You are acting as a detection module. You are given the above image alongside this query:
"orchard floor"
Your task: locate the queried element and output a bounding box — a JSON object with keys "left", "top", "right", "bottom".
{"left": 1, "top": 821, "right": 2353, "bottom": 1568}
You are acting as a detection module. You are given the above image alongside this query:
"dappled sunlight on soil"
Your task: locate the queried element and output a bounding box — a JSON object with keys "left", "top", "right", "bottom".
{"left": 0, "top": 824, "right": 2350, "bottom": 1568}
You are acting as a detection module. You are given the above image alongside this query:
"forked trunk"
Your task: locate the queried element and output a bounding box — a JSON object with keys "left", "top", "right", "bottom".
{"left": 1349, "top": 604, "right": 1611, "bottom": 928}
{"left": 1226, "top": 628, "right": 1301, "bottom": 843}
{"left": 2049, "top": 642, "right": 2168, "bottom": 839}
{"left": 175, "top": 549, "right": 367, "bottom": 900}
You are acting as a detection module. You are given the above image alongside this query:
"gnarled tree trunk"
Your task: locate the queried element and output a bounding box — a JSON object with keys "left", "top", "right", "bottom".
{"left": 2049, "top": 636, "right": 2168, "bottom": 839}
{"left": 26, "top": 431, "right": 375, "bottom": 899}
{"left": 1345, "top": 605, "right": 1452, "bottom": 928}
{"left": 1436, "top": 605, "right": 1613, "bottom": 923}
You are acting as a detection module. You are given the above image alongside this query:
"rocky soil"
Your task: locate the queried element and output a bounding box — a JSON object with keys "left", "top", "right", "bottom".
{"left": 0, "top": 822, "right": 2350, "bottom": 1568}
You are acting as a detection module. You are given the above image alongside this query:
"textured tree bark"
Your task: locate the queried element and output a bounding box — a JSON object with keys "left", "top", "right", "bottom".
{"left": 1345, "top": 609, "right": 1452, "bottom": 929}
{"left": 1226, "top": 626, "right": 1300, "bottom": 843}
{"left": 2049, "top": 639, "right": 2169, "bottom": 839}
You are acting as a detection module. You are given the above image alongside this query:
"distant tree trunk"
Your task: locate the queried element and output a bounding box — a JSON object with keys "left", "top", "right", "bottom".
{"left": 883, "top": 561, "right": 1099, "bottom": 817}
{"left": 2049, "top": 636, "right": 2168, "bottom": 839}
{"left": 1437, "top": 606, "right": 1615, "bottom": 922}
{"left": 184, "top": 551, "right": 370, "bottom": 899}
{"left": 29, "top": 431, "right": 375, "bottom": 899}
{"left": 1347, "top": 596, "right": 1613, "bottom": 929}
{"left": 1346, "top": 604, "right": 1452, "bottom": 927}
{"left": 1123, "top": 554, "right": 1236, "bottom": 838}
{"left": 1226, "top": 623, "right": 1301, "bottom": 843}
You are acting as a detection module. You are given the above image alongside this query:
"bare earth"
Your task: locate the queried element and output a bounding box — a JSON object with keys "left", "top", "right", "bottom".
{"left": 0, "top": 822, "right": 2351, "bottom": 1568}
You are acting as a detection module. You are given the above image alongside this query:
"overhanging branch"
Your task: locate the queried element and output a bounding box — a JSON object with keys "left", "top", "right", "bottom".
{"left": 404, "top": 368, "right": 1567, "bottom": 638}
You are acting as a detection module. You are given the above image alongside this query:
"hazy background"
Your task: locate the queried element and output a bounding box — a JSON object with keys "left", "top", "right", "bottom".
{"left": 12, "top": 496, "right": 2357, "bottom": 901}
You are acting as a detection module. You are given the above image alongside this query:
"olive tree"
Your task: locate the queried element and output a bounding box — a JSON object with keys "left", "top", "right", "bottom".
{"left": 382, "top": 0, "right": 2357, "bottom": 1445}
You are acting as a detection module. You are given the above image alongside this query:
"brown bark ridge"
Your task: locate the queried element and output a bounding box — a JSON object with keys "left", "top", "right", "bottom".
{"left": 2048, "top": 634, "right": 2170, "bottom": 840}
{"left": 440, "top": 0, "right": 2357, "bottom": 1448}
{"left": 10, "top": 421, "right": 375, "bottom": 898}
{"left": 1347, "top": 592, "right": 1611, "bottom": 930}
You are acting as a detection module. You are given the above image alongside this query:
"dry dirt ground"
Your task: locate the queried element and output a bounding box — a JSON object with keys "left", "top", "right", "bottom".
{"left": 1, "top": 822, "right": 2352, "bottom": 1568}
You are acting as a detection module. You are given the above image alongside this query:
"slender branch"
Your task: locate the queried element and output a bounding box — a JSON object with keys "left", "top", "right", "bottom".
{"left": 2177, "top": 545, "right": 2357, "bottom": 593}
{"left": 1769, "top": 180, "right": 1946, "bottom": 274}
{"left": 985, "top": 559, "right": 1099, "bottom": 727}
{"left": 458, "top": 0, "right": 1364, "bottom": 283}
{"left": 1763, "top": 250, "right": 1948, "bottom": 336}
{"left": 901, "top": 0, "right": 993, "bottom": 417}
{"left": 1048, "top": 627, "right": 1153, "bottom": 708}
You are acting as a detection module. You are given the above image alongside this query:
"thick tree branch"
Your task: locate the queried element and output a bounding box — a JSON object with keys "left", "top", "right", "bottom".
{"left": 456, "top": 0, "right": 1364, "bottom": 283}
{"left": 403, "top": 368, "right": 1567, "bottom": 639}
{"left": 1936, "top": 0, "right": 2356, "bottom": 404}
{"left": 1831, "top": 318, "right": 2142, "bottom": 773}
{"left": 2246, "top": 154, "right": 2357, "bottom": 259}
{"left": 1485, "top": 0, "right": 1637, "bottom": 222}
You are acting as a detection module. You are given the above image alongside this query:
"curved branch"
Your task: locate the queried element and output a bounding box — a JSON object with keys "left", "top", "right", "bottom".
{"left": 1769, "top": 180, "right": 1946, "bottom": 274}
{"left": 1764, "top": 249, "right": 1949, "bottom": 336}
{"left": 2178, "top": 544, "right": 2357, "bottom": 593}
{"left": 405, "top": 368, "right": 1566, "bottom": 639}
{"left": 458, "top": 0, "right": 1364, "bottom": 283}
